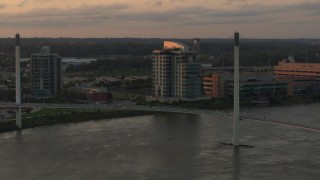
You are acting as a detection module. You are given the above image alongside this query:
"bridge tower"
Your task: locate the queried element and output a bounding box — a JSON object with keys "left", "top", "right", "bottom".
{"left": 233, "top": 32, "right": 240, "bottom": 146}
{"left": 15, "top": 34, "right": 22, "bottom": 128}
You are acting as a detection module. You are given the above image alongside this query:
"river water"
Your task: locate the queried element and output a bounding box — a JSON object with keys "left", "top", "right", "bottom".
{"left": 0, "top": 104, "right": 319, "bottom": 180}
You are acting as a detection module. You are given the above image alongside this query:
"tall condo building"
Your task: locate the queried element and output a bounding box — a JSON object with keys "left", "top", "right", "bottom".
{"left": 152, "top": 41, "right": 201, "bottom": 99}
{"left": 30, "top": 46, "right": 62, "bottom": 98}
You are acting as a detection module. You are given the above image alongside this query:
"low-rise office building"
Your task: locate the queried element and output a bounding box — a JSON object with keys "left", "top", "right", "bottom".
{"left": 274, "top": 56, "right": 320, "bottom": 95}
{"left": 203, "top": 72, "right": 287, "bottom": 98}
{"left": 274, "top": 56, "right": 320, "bottom": 79}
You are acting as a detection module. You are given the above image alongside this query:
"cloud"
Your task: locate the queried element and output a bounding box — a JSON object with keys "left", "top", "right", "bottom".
{"left": 153, "top": 1, "right": 162, "bottom": 7}
{"left": 169, "top": 0, "right": 186, "bottom": 2}
{"left": 105, "top": 3, "right": 129, "bottom": 9}
{"left": 123, "top": 1, "right": 320, "bottom": 26}
{"left": 213, "top": 1, "right": 320, "bottom": 17}
{"left": 147, "top": 0, "right": 186, "bottom": 7}
{"left": 7, "top": 3, "right": 129, "bottom": 19}
{"left": 223, "top": 0, "right": 247, "bottom": 5}
{"left": 0, "top": 3, "right": 129, "bottom": 27}
{"left": 226, "top": 0, "right": 247, "bottom": 3}
{"left": 0, "top": 3, "right": 6, "bottom": 9}
{"left": 33, "top": 0, "right": 57, "bottom": 1}
{"left": 291, "top": 1, "right": 320, "bottom": 12}
{"left": 145, "top": 0, "right": 163, "bottom": 7}
{"left": 0, "top": 1, "right": 319, "bottom": 29}
{"left": 19, "top": 0, "right": 29, "bottom": 7}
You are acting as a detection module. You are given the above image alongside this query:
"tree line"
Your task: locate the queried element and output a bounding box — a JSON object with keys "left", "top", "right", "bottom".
{"left": 0, "top": 38, "right": 319, "bottom": 67}
{"left": 66, "top": 56, "right": 152, "bottom": 75}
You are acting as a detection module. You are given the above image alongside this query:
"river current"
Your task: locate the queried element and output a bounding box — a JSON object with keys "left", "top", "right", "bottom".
{"left": 0, "top": 104, "right": 319, "bottom": 179}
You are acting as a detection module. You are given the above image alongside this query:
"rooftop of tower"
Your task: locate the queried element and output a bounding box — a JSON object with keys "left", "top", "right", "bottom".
{"left": 163, "top": 41, "right": 190, "bottom": 52}
{"left": 39, "top": 46, "right": 50, "bottom": 54}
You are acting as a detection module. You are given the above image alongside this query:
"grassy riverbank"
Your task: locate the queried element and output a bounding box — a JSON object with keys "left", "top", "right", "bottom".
{"left": 138, "top": 98, "right": 253, "bottom": 110}
{"left": 138, "top": 95, "right": 320, "bottom": 110}
{"left": 0, "top": 109, "right": 156, "bottom": 134}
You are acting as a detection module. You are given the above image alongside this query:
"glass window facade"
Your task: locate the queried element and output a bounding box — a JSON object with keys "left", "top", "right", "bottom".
{"left": 30, "top": 50, "right": 62, "bottom": 98}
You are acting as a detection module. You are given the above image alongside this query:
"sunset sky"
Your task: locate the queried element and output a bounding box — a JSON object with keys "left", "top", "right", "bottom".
{"left": 1, "top": 0, "right": 320, "bottom": 38}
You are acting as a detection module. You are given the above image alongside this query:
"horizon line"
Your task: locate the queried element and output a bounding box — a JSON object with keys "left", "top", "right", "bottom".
{"left": 1, "top": 36, "right": 320, "bottom": 40}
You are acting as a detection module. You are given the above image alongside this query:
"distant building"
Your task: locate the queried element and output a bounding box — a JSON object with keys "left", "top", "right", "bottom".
{"left": 30, "top": 46, "right": 62, "bottom": 98}
{"left": 193, "top": 38, "right": 200, "bottom": 53}
{"left": 274, "top": 56, "right": 320, "bottom": 95}
{"left": 152, "top": 41, "right": 202, "bottom": 99}
{"left": 82, "top": 88, "right": 109, "bottom": 103}
{"left": 203, "top": 72, "right": 287, "bottom": 98}
{"left": 67, "top": 86, "right": 112, "bottom": 103}
{"left": 274, "top": 56, "right": 320, "bottom": 79}
{"left": 201, "top": 66, "right": 274, "bottom": 75}
{"left": 204, "top": 56, "right": 320, "bottom": 99}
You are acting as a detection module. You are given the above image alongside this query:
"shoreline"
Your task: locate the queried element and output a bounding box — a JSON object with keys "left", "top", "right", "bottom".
{"left": 1, "top": 100, "right": 319, "bottom": 134}
{"left": 0, "top": 110, "right": 157, "bottom": 134}
{"left": 140, "top": 96, "right": 320, "bottom": 111}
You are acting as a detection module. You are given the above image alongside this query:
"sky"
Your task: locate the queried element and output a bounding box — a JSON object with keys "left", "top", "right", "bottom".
{"left": 0, "top": 0, "right": 320, "bottom": 38}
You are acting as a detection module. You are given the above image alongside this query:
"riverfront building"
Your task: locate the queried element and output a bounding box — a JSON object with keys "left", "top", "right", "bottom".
{"left": 30, "top": 46, "right": 62, "bottom": 98}
{"left": 274, "top": 56, "right": 320, "bottom": 79}
{"left": 274, "top": 56, "right": 320, "bottom": 95}
{"left": 152, "top": 41, "right": 202, "bottom": 99}
{"left": 203, "top": 72, "right": 287, "bottom": 98}
{"left": 204, "top": 56, "right": 320, "bottom": 98}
